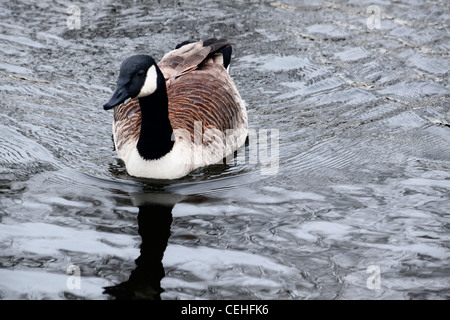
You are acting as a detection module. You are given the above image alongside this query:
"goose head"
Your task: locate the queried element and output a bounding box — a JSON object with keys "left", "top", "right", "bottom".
{"left": 103, "top": 55, "right": 165, "bottom": 110}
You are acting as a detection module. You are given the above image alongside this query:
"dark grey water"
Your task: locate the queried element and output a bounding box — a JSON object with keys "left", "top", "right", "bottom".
{"left": 1, "top": 0, "right": 449, "bottom": 300}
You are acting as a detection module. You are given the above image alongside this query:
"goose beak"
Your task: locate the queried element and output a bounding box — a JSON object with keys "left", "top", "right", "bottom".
{"left": 103, "top": 85, "right": 130, "bottom": 110}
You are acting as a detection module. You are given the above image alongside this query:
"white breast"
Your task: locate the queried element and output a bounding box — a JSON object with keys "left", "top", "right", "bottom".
{"left": 123, "top": 98, "right": 247, "bottom": 180}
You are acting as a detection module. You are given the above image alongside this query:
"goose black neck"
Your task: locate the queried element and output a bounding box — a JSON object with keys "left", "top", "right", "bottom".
{"left": 136, "top": 86, "right": 174, "bottom": 160}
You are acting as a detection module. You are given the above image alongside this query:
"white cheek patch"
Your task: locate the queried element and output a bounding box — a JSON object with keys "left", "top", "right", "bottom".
{"left": 137, "top": 65, "right": 158, "bottom": 98}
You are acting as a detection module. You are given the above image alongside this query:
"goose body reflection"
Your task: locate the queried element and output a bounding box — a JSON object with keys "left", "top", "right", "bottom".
{"left": 104, "top": 192, "right": 182, "bottom": 299}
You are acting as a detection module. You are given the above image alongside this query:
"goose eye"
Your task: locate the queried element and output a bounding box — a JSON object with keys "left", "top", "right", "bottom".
{"left": 137, "top": 69, "right": 145, "bottom": 77}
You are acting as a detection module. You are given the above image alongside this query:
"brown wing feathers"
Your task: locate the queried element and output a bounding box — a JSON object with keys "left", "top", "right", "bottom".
{"left": 159, "top": 38, "right": 231, "bottom": 82}
{"left": 165, "top": 38, "right": 242, "bottom": 141}
{"left": 113, "top": 98, "right": 141, "bottom": 152}
{"left": 167, "top": 63, "right": 241, "bottom": 139}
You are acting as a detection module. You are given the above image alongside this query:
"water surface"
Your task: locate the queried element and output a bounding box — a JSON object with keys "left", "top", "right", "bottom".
{"left": 0, "top": 0, "right": 449, "bottom": 300}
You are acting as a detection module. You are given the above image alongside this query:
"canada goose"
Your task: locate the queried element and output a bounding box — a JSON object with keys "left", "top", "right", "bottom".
{"left": 103, "top": 38, "right": 248, "bottom": 179}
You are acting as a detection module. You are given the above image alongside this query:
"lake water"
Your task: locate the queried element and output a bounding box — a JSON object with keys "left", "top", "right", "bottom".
{"left": 0, "top": 0, "right": 449, "bottom": 300}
